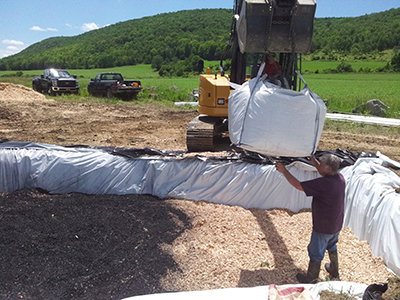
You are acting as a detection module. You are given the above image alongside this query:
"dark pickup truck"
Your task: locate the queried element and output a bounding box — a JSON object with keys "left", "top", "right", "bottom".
{"left": 32, "top": 68, "right": 79, "bottom": 95}
{"left": 87, "top": 72, "right": 142, "bottom": 100}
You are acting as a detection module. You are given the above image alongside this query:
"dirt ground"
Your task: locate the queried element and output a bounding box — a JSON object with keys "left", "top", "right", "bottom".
{"left": 0, "top": 83, "right": 399, "bottom": 299}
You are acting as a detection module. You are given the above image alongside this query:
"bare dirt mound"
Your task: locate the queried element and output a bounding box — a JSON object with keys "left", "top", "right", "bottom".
{"left": 1, "top": 82, "right": 400, "bottom": 160}
{"left": 0, "top": 83, "right": 196, "bottom": 149}
{"left": 0, "top": 83, "right": 397, "bottom": 299}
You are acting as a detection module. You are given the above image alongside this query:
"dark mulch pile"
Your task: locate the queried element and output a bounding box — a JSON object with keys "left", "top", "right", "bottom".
{"left": 0, "top": 189, "right": 191, "bottom": 300}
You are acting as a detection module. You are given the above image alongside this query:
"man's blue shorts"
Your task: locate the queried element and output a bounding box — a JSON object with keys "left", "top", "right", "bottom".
{"left": 307, "top": 229, "right": 340, "bottom": 262}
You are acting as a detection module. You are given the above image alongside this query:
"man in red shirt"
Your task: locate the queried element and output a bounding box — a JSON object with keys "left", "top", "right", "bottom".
{"left": 275, "top": 154, "right": 346, "bottom": 283}
{"left": 262, "top": 53, "right": 281, "bottom": 80}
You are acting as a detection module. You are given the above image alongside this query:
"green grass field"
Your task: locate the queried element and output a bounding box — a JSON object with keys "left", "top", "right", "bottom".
{"left": 1, "top": 62, "right": 399, "bottom": 117}
{"left": 0, "top": 65, "right": 198, "bottom": 92}
{"left": 0, "top": 65, "right": 199, "bottom": 105}
{"left": 303, "top": 73, "right": 400, "bottom": 117}
{"left": 301, "top": 60, "right": 388, "bottom": 73}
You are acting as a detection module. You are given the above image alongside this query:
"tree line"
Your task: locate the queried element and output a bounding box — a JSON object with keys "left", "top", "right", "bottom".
{"left": 1, "top": 7, "right": 400, "bottom": 75}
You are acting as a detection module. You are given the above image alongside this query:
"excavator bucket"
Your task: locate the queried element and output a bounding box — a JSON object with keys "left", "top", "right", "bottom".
{"left": 236, "top": 0, "right": 316, "bottom": 54}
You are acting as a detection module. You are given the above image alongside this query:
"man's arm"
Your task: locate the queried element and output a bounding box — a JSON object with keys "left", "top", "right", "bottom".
{"left": 275, "top": 162, "right": 304, "bottom": 191}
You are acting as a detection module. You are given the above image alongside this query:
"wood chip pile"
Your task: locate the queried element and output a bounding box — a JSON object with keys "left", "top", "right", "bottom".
{"left": 159, "top": 199, "right": 393, "bottom": 291}
{"left": 0, "top": 82, "right": 51, "bottom": 103}
{"left": 1, "top": 190, "right": 395, "bottom": 299}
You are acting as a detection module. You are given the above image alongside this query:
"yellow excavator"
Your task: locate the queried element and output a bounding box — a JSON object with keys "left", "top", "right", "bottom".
{"left": 186, "top": 0, "right": 316, "bottom": 152}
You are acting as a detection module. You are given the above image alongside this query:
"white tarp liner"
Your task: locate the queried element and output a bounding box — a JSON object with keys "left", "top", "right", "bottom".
{"left": 0, "top": 142, "right": 317, "bottom": 212}
{"left": 326, "top": 112, "right": 400, "bottom": 127}
{"left": 341, "top": 154, "right": 400, "bottom": 277}
{"left": 123, "top": 281, "right": 368, "bottom": 300}
{"left": 0, "top": 142, "right": 399, "bottom": 276}
{"left": 228, "top": 75, "right": 326, "bottom": 157}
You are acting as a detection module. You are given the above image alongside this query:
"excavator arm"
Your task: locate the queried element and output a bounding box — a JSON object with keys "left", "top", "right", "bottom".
{"left": 186, "top": 0, "right": 316, "bottom": 152}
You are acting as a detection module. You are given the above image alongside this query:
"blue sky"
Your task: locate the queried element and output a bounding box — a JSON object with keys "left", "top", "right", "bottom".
{"left": 1, "top": 0, "right": 400, "bottom": 58}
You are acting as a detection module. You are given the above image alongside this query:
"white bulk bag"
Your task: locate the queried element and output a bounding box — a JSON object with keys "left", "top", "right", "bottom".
{"left": 228, "top": 72, "right": 326, "bottom": 157}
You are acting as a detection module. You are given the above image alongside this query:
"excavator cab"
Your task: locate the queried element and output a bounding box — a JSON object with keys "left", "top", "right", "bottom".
{"left": 187, "top": 0, "right": 316, "bottom": 152}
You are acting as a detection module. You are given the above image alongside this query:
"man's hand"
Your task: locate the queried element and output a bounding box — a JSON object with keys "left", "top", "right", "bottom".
{"left": 275, "top": 162, "right": 287, "bottom": 174}
{"left": 310, "top": 156, "right": 320, "bottom": 168}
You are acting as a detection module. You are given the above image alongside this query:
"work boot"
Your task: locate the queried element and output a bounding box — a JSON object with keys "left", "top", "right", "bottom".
{"left": 296, "top": 261, "right": 321, "bottom": 283}
{"left": 325, "top": 250, "right": 339, "bottom": 279}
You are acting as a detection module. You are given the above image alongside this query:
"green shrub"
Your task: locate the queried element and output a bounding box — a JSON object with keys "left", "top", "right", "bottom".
{"left": 336, "top": 62, "right": 354, "bottom": 73}
{"left": 390, "top": 52, "right": 400, "bottom": 71}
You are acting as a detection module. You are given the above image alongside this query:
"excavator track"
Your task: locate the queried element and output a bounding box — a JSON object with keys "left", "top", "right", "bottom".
{"left": 186, "top": 115, "right": 228, "bottom": 152}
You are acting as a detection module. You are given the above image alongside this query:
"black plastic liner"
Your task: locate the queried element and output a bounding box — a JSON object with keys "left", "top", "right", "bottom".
{"left": 0, "top": 140, "right": 378, "bottom": 169}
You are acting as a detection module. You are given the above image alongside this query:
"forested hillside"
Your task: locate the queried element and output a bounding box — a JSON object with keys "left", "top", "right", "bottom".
{"left": 312, "top": 8, "right": 400, "bottom": 58}
{"left": 0, "top": 9, "right": 232, "bottom": 71}
{"left": 1, "top": 7, "right": 400, "bottom": 72}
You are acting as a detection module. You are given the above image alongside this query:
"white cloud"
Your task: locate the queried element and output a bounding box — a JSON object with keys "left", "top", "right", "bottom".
{"left": 0, "top": 50, "right": 11, "bottom": 58}
{"left": 2, "top": 39, "right": 24, "bottom": 46}
{"left": 30, "top": 26, "right": 58, "bottom": 32}
{"left": 30, "top": 26, "right": 46, "bottom": 31}
{"left": 0, "top": 48, "right": 19, "bottom": 58}
{"left": 81, "top": 22, "right": 100, "bottom": 31}
{"left": 1, "top": 40, "right": 25, "bottom": 58}
{"left": 66, "top": 22, "right": 110, "bottom": 32}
